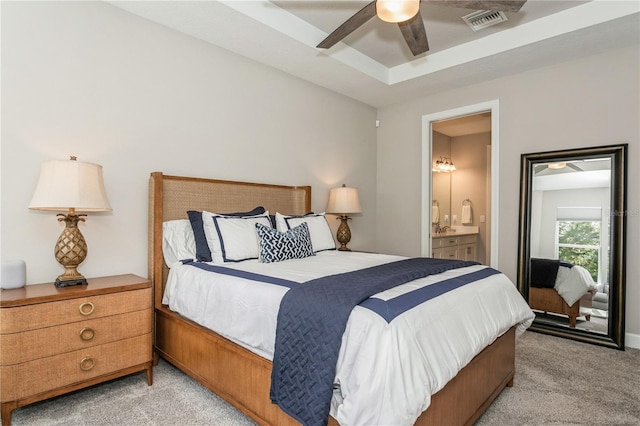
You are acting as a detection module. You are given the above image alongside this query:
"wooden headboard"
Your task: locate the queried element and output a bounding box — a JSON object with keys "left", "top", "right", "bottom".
{"left": 148, "top": 172, "right": 311, "bottom": 308}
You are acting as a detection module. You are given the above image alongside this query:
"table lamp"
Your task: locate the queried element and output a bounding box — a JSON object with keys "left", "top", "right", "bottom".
{"left": 326, "top": 184, "right": 362, "bottom": 251}
{"left": 29, "top": 156, "right": 112, "bottom": 287}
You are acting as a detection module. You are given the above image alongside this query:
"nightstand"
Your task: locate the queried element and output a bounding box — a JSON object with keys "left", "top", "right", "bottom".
{"left": 0, "top": 274, "right": 152, "bottom": 426}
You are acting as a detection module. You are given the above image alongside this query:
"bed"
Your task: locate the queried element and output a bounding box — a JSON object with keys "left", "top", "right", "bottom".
{"left": 529, "top": 259, "right": 597, "bottom": 328}
{"left": 148, "top": 172, "right": 534, "bottom": 426}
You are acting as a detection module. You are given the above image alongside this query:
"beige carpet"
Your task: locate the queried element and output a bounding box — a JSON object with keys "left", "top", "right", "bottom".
{"left": 476, "top": 331, "right": 640, "bottom": 425}
{"left": 10, "top": 331, "right": 640, "bottom": 425}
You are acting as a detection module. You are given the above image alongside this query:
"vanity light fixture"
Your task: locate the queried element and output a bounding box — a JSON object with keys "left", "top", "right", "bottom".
{"left": 29, "top": 156, "right": 112, "bottom": 287}
{"left": 433, "top": 157, "right": 457, "bottom": 172}
{"left": 326, "top": 184, "right": 362, "bottom": 251}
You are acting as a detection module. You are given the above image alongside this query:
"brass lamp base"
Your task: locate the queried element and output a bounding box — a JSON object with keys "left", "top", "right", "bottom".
{"left": 336, "top": 215, "right": 352, "bottom": 251}
{"left": 54, "top": 212, "right": 89, "bottom": 288}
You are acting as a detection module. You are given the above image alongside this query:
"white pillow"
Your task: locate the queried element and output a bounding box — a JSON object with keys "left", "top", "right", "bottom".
{"left": 275, "top": 212, "right": 336, "bottom": 252}
{"left": 203, "top": 210, "right": 270, "bottom": 263}
{"left": 162, "top": 219, "right": 196, "bottom": 267}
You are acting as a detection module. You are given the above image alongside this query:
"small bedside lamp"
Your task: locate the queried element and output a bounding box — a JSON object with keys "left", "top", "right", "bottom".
{"left": 29, "top": 156, "right": 112, "bottom": 287}
{"left": 326, "top": 184, "right": 362, "bottom": 251}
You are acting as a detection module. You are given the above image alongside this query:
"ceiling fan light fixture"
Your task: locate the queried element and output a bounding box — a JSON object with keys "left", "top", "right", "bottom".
{"left": 548, "top": 162, "right": 567, "bottom": 170}
{"left": 376, "top": 0, "right": 420, "bottom": 23}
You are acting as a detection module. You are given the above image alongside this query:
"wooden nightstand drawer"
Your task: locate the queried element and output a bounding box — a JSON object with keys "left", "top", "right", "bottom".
{"left": 0, "top": 333, "right": 151, "bottom": 402}
{"left": 0, "top": 288, "right": 151, "bottom": 334}
{"left": 0, "top": 309, "right": 151, "bottom": 365}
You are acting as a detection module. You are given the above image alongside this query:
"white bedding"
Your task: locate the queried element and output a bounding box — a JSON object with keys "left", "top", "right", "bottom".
{"left": 163, "top": 251, "right": 534, "bottom": 425}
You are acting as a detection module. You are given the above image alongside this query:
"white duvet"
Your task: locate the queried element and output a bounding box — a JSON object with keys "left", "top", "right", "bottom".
{"left": 163, "top": 251, "right": 534, "bottom": 425}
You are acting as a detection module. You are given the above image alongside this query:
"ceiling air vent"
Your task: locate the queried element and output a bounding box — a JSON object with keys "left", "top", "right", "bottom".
{"left": 462, "top": 10, "right": 508, "bottom": 32}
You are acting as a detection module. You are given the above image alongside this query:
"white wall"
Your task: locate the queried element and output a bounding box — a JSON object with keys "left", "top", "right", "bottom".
{"left": 0, "top": 2, "right": 377, "bottom": 284}
{"left": 376, "top": 46, "right": 640, "bottom": 338}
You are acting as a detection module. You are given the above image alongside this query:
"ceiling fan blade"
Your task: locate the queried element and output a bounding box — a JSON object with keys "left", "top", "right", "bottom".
{"left": 567, "top": 163, "right": 583, "bottom": 172}
{"left": 534, "top": 165, "right": 549, "bottom": 174}
{"left": 398, "top": 10, "right": 429, "bottom": 56}
{"left": 429, "top": 0, "right": 527, "bottom": 13}
{"left": 317, "top": 1, "right": 377, "bottom": 49}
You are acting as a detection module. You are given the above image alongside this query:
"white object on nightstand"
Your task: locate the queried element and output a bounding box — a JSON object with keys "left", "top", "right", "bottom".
{"left": 1, "top": 260, "right": 26, "bottom": 289}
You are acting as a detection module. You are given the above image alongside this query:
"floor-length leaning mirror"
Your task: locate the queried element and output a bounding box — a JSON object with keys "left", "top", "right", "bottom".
{"left": 517, "top": 144, "right": 627, "bottom": 349}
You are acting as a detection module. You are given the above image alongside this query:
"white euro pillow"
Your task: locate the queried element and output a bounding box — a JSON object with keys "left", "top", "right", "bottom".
{"left": 162, "top": 219, "right": 196, "bottom": 267}
{"left": 275, "top": 212, "right": 336, "bottom": 252}
{"left": 203, "top": 210, "right": 270, "bottom": 263}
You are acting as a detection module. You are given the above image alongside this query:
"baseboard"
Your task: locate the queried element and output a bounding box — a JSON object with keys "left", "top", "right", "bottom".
{"left": 625, "top": 332, "right": 640, "bottom": 349}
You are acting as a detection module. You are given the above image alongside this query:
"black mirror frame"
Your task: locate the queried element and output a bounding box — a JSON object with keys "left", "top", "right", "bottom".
{"left": 517, "top": 144, "right": 627, "bottom": 350}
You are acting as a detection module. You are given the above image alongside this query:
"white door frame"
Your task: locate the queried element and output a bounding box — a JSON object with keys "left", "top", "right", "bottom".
{"left": 421, "top": 100, "right": 500, "bottom": 268}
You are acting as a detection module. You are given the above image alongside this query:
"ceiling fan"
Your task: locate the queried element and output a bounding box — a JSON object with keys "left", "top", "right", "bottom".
{"left": 317, "top": 0, "right": 527, "bottom": 56}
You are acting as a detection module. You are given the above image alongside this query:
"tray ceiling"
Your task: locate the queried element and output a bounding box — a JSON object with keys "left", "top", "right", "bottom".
{"left": 107, "top": 1, "right": 639, "bottom": 107}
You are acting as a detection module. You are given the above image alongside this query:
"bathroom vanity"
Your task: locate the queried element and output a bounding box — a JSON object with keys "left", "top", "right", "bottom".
{"left": 432, "top": 228, "right": 478, "bottom": 262}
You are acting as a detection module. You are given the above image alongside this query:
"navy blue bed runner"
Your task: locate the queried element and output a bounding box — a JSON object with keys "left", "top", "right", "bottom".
{"left": 186, "top": 258, "right": 486, "bottom": 425}
{"left": 268, "top": 257, "right": 477, "bottom": 426}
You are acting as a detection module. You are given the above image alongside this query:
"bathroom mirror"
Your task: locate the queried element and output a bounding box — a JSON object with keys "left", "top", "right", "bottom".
{"left": 431, "top": 132, "right": 452, "bottom": 227}
{"left": 432, "top": 169, "right": 451, "bottom": 226}
{"left": 517, "top": 144, "right": 627, "bottom": 349}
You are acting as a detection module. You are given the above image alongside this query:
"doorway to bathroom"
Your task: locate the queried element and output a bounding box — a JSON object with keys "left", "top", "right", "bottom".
{"left": 421, "top": 100, "right": 499, "bottom": 268}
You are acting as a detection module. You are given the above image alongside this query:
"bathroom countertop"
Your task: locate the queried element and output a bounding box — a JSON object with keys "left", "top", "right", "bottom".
{"left": 432, "top": 226, "right": 479, "bottom": 237}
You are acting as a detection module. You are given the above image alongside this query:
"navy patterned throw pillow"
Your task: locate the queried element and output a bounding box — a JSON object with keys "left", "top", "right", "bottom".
{"left": 256, "top": 222, "right": 315, "bottom": 263}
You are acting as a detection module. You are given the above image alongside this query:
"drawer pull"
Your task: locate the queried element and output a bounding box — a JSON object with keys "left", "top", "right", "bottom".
{"left": 80, "top": 356, "right": 95, "bottom": 371}
{"left": 80, "top": 327, "right": 95, "bottom": 341}
{"left": 79, "top": 302, "right": 95, "bottom": 316}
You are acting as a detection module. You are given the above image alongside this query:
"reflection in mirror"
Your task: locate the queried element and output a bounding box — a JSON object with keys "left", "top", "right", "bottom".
{"left": 432, "top": 132, "right": 451, "bottom": 227}
{"left": 530, "top": 158, "right": 610, "bottom": 334}
{"left": 518, "top": 145, "right": 627, "bottom": 350}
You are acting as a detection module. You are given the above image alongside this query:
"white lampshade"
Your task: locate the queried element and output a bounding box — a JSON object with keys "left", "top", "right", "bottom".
{"left": 376, "top": 0, "right": 420, "bottom": 23}
{"left": 29, "top": 157, "right": 112, "bottom": 212}
{"left": 326, "top": 185, "right": 362, "bottom": 215}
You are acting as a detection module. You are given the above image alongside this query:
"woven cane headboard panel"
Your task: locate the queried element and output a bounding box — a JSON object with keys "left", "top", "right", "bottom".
{"left": 148, "top": 172, "right": 311, "bottom": 308}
